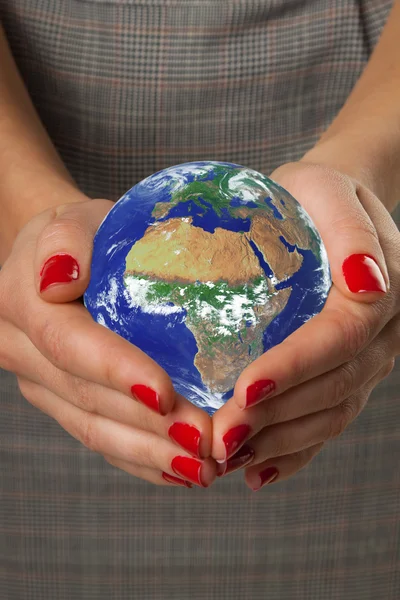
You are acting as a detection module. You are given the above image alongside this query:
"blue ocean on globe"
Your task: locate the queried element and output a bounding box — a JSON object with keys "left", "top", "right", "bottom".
{"left": 84, "top": 161, "right": 331, "bottom": 415}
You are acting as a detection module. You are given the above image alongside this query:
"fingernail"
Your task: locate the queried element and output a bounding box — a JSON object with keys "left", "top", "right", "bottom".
{"left": 245, "top": 379, "right": 276, "bottom": 408}
{"left": 342, "top": 254, "right": 387, "bottom": 293}
{"left": 131, "top": 384, "right": 161, "bottom": 414}
{"left": 168, "top": 422, "right": 201, "bottom": 458}
{"left": 217, "top": 444, "right": 255, "bottom": 477}
{"left": 222, "top": 424, "right": 251, "bottom": 460}
{"left": 162, "top": 472, "right": 192, "bottom": 488}
{"left": 171, "top": 456, "right": 204, "bottom": 487}
{"left": 252, "top": 466, "right": 279, "bottom": 491}
{"left": 39, "top": 254, "right": 79, "bottom": 292}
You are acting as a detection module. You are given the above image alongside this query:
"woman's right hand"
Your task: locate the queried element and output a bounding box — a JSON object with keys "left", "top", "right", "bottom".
{"left": 0, "top": 199, "right": 216, "bottom": 488}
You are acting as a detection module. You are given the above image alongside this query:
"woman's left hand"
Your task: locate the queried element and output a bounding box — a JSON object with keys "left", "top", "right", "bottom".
{"left": 211, "top": 160, "right": 400, "bottom": 490}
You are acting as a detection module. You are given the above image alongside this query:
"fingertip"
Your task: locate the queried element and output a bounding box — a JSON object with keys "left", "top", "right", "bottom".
{"left": 170, "top": 455, "right": 216, "bottom": 488}
{"left": 167, "top": 394, "right": 213, "bottom": 458}
{"left": 245, "top": 466, "right": 279, "bottom": 492}
{"left": 131, "top": 383, "right": 177, "bottom": 416}
{"left": 35, "top": 200, "right": 114, "bottom": 303}
{"left": 233, "top": 375, "right": 276, "bottom": 411}
{"left": 341, "top": 253, "right": 388, "bottom": 301}
{"left": 168, "top": 421, "right": 202, "bottom": 458}
{"left": 38, "top": 253, "right": 82, "bottom": 299}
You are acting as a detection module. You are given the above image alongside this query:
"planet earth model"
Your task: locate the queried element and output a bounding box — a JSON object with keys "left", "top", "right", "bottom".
{"left": 84, "top": 161, "right": 331, "bottom": 415}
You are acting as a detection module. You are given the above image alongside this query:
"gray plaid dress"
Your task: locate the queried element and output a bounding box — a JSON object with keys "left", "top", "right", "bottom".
{"left": 0, "top": 1, "right": 399, "bottom": 598}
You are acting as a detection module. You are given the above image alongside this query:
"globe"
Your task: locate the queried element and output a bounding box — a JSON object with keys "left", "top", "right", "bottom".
{"left": 84, "top": 161, "right": 331, "bottom": 415}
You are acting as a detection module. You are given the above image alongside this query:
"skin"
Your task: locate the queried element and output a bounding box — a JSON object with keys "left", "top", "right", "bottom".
{"left": 1, "top": 1, "right": 400, "bottom": 491}
{"left": 212, "top": 164, "right": 400, "bottom": 489}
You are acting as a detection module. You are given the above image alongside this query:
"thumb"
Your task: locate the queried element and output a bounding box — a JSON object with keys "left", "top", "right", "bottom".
{"left": 271, "top": 162, "right": 389, "bottom": 303}
{"left": 36, "top": 199, "right": 114, "bottom": 303}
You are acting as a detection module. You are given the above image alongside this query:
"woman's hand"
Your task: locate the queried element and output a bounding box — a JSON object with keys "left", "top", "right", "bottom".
{"left": 0, "top": 199, "right": 216, "bottom": 488}
{"left": 211, "top": 161, "right": 400, "bottom": 489}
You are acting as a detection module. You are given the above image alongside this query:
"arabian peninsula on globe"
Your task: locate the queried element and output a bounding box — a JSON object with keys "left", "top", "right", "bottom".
{"left": 84, "top": 162, "right": 331, "bottom": 415}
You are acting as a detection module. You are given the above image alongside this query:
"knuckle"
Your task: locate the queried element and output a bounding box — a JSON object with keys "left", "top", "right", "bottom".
{"left": 74, "top": 378, "right": 96, "bottom": 413}
{"left": 260, "top": 397, "right": 282, "bottom": 426}
{"left": 127, "top": 439, "right": 157, "bottom": 469}
{"left": 38, "top": 318, "right": 66, "bottom": 367}
{"left": 39, "top": 210, "right": 87, "bottom": 245}
{"left": 285, "top": 343, "right": 310, "bottom": 386}
{"left": 379, "top": 359, "right": 395, "bottom": 381}
{"left": 17, "top": 377, "right": 34, "bottom": 399}
{"left": 269, "top": 432, "right": 293, "bottom": 458}
{"left": 103, "top": 455, "right": 116, "bottom": 467}
{"left": 333, "top": 210, "right": 378, "bottom": 241}
{"left": 327, "top": 415, "right": 345, "bottom": 440}
{"left": 288, "top": 449, "right": 308, "bottom": 471}
{"left": 333, "top": 311, "right": 371, "bottom": 361}
{"left": 329, "top": 399, "right": 356, "bottom": 439}
{"left": 100, "top": 342, "right": 125, "bottom": 391}
{"left": 327, "top": 363, "right": 356, "bottom": 408}
{"left": 78, "top": 414, "right": 98, "bottom": 452}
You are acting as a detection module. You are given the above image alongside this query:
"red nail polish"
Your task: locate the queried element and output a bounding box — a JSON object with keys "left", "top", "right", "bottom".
{"left": 342, "top": 254, "right": 387, "bottom": 293}
{"left": 131, "top": 384, "right": 161, "bottom": 414}
{"left": 217, "top": 444, "right": 255, "bottom": 477}
{"left": 168, "top": 422, "right": 201, "bottom": 457}
{"left": 246, "top": 379, "right": 276, "bottom": 408}
{"left": 222, "top": 424, "right": 251, "bottom": 460}
{"left": 162, "top": 472, "right": 192, "bottom": 488}
{"left": 171, "top": 456, "right": 204, "bottom": 487}
{"left": 39, "top": 254, "right": 79, "bottom": 292}
{"left": 253, "top": 466, "right": 279, "bottom": 491}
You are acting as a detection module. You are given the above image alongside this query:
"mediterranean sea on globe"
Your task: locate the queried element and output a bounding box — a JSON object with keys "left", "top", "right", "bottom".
{"left": 84, "top": 161, "right": 331, "bottom": 415}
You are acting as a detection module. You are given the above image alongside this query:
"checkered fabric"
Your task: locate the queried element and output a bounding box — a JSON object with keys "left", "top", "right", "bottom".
{"left": 0, "top": 1, "right": 399, "bottom": 599}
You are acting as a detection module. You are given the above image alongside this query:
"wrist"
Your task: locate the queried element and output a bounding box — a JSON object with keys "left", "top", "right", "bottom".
{"left": 302, "top": 123, "right": 400, "bottom": 214}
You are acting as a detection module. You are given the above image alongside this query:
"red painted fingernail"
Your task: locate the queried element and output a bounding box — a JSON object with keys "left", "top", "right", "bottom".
{"left": 131, "top": 384, "right": 161, "bottom": 414}
{"left": 162, "top": 472, "right": 192, "bottom": 488}
{"left": 252, "top": 466, "right": 279, "bottom": 491}
{"left": 168, "top": 422, "right": 201, "bottom": 458}
{"left": 39, "top": 254, "right": 79, "bottom": 292}
{"left": 222, "top": 424, "right": 251, "bottom": 460}
{"left": 217, "top": 444, "right": 255, "bottom": 477}
{"left": 246, "top": 379, "right": 276, "bottom": 408}
{"left": 171, "top": 456, "right": 204, "bottom": 487}
{"left": 342, "top": 254, "right": 387, "bottom": 293}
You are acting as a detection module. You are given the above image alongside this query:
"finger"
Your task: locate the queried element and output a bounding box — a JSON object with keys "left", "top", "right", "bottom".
{"left": 63, "top": 386, "right": 213, "bottom": 459}
{"left": 9, "top": 293, "right": 177, "bottom": 415}
{"left": 271, "top": 162, "right": 389, "bottom": 300}
{"left": 34, "top": 199, "right": 113, "bottom": 302}
{"left": 243, "top": 443, "right": 323, "bottom": 491}
{"left": 18, "top": 378, "right": 216, "bottom": 488}
{"left": 212, "top": 326, "right": 395, "bottom": 461}
{"left": 234, "top": 286, "right": 388, "bottom": 410}
{"left": 0, "top": 317, "right": 212, "bottom": 458}
{"left": 103, "top": 456, "right": 193, "bottom": 488}
{"left": 244, "top": 371, "right": 383, "bottom": 468}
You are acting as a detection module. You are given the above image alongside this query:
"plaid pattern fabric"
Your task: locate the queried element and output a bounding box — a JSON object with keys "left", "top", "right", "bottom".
{"left": 0, "top": 0, "right": 399, "bottom": 598}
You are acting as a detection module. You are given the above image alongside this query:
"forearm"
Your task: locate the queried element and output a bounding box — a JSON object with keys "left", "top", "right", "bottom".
{"left": 0, "top": 24, "right": 86, "bottom": 262}
{"left": 303, "top": 0, "right": 400, "bottom": 212}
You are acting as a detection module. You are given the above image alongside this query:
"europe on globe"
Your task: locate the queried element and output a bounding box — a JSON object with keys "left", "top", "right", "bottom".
{"left": 84, "top": 162, "right": 331, "bottom": 415}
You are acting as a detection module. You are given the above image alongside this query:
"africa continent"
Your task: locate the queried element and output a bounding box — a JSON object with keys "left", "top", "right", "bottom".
{"left": 125, "top": 216, "right": 291, "bottom": 393}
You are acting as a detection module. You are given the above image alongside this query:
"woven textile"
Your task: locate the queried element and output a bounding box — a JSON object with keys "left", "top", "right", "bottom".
{"left": 0, "top": 1, "right": 399, "bottom": 598}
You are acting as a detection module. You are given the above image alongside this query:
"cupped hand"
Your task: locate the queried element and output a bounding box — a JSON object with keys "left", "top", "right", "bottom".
{"left": 0, "top": 199, "right": 216, "bottom": 488}
{"left": 211, "top": 161, "right": 400, "bottom": 489}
